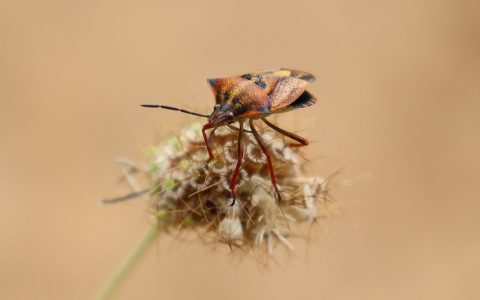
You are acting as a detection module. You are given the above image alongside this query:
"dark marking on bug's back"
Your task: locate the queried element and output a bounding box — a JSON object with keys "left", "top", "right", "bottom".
{"left": 216, "top": 92, "right": 229, "bottom": 103}
{"left": 241, "top": 74, "right": 252, "bottom": 80}
{"left": 231, "top": 98, "right": 247, "bottom": 116}
{"left": 241, "top": 73, "right": 266, "bottom": 88}
{"left": 254, "top": 77, "right": 266, "bottom": 89}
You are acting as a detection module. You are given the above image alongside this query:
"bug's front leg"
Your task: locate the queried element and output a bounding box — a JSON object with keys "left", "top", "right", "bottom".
{"left": 249, "top": 119, "right": 283, "bottom": 202}
{"left": 229, "top": 121, "right": 244, "bottom": 206}
{"left": 202, "top": 123, "right": 215, "bottom": 161}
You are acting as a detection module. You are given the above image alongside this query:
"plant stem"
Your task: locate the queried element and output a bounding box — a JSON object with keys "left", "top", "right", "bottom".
{"left": 94, "top": 222, "right": 161, "bottom": 300}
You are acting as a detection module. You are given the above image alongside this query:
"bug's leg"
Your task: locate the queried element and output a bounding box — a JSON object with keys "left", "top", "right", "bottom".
{"left": 227, "top": 124, "right": 252, "bottom": 134}
{"left": 249, "top": 119, "right": 283, "bottom": 202}
{"left": 202, "top": 123, "right": 215, "bottom": 161}
{"left": 262, "top": 117, "right": 309, "bottom": 147}
{"left": 229, "top": 121, "right": 244, "bottom": 206}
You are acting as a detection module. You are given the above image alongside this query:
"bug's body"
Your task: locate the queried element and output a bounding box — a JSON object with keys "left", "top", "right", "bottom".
{"left": 206, "top": 69, "right": 316, "bottom": 126}
{"left": 142, "top": 68, "right": 316, "bottom": 205}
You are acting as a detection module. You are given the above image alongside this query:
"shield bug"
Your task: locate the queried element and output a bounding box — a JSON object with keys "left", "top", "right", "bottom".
{"left": 142, "top": 68, "right": 316, "bottom": 205}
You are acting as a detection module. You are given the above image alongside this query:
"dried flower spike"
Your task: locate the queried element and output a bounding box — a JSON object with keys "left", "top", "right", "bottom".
{"left": 140, "top": 122, "right": 331, "bottom": 255}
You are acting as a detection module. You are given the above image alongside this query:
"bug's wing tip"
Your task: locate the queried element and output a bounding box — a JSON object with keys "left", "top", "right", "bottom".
{"left": 294, "top": 71, "right": 315, "bottom": 83}
{"left": 301, "top": 73, "right": 316, "bottom": 83}
{"left": 289, "top": 91, "right": 317, "bottom": 108}
{"left": 281, "top": 68, "right": 316, "bottom": 83}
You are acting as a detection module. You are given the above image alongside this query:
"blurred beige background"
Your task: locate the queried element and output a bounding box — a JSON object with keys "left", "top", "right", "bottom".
{"left": 1, "top": 0, "right": 479, "bottom": 299}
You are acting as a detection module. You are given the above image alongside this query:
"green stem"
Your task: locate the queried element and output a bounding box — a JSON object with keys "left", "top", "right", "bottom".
{"left": 94, "top": 221, "right": 161, "bottom": 300}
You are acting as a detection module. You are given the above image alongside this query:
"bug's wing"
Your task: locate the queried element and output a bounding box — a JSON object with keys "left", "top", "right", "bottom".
{"left": 282, "top": 68, "right": 316, "bottom": 83}
{"left": 239, "top": 69, "right": 315, "bottom": 111}
{"left": 239, "top": 69, "right": 314, "bottom": 93}
{"left": 268, "top": 76, "right": 313, "bottom": 111}
{"left": 287, "top": 90, "right": 317, "bottom": 108}
{"left": 242, "top": 69, "right": 315, "bottom": 83}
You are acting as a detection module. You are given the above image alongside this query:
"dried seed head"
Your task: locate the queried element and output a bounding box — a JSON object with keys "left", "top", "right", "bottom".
{"left": 125, "top": 123, "right": 334, "bottom": 255}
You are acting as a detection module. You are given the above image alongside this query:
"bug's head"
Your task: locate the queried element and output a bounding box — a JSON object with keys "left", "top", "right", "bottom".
{"left": 208, "top": 103, "right": 235, "bottom": 126}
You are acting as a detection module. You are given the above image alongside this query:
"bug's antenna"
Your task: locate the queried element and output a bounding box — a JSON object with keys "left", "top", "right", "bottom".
{"left": 141, "top": 104, "right": 209, "bottom": 118}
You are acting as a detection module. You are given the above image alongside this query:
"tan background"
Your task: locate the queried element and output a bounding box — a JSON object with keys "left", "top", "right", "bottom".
{"left": 1, "top": 0, "right": 479, "bottom": 299}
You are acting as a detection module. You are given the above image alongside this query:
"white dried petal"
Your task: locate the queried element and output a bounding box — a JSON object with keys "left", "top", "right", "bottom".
{"left": 246, "top": 143, "right": 267, "bottom": 164}
{"left": 150, "top": 157, "right": 170, "bottom": 178}
{"left": 163, "top": 183, "right": 186, "bottom": 199}
{"left": 207, "top": 160, "right": 228, "bottom": 175}
{"left": 285, "top": 206, "right": 316, "bottom": 223}
{"left": 250, "top": 185, "right": 270, "bottom": 207}
{"left": 222, "top": 140, "right": 238, "bottom": 163}
{"left": 282, "top": 147, "right": 301, "bottom": 164}
{"left": 223, "top": 198, "right": 242, "bottom": 216}
{"left": 273, "top": 229, "right": 294, "bottom": 250}
{"left": 220, "top": 169, "right": 248, "bottom": 191}
{"left": 270, "top": 140, "right": 287, "bottom": 160}
{"left": 170, "top": 169, "right": 188, "bottom": 181}
{"left": 162, "top": 144, "right": 183, "bottom": 159}
{"left": 213, "top": 126, "right": 232, "bottom": 137}
{"left": 188, "top": 172, "right": 213, "bottom": 189}
{"left": 218, "top": 217, "right": 243, "bottom": 240}
{"left": 191, "top": 151, "right": 209, "bottom": 162}
{"left": 249, "top": 174, "right": 272, "bottom": 187}
{"left": 261, "top": 132, "right": 274, "bottom": 144}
